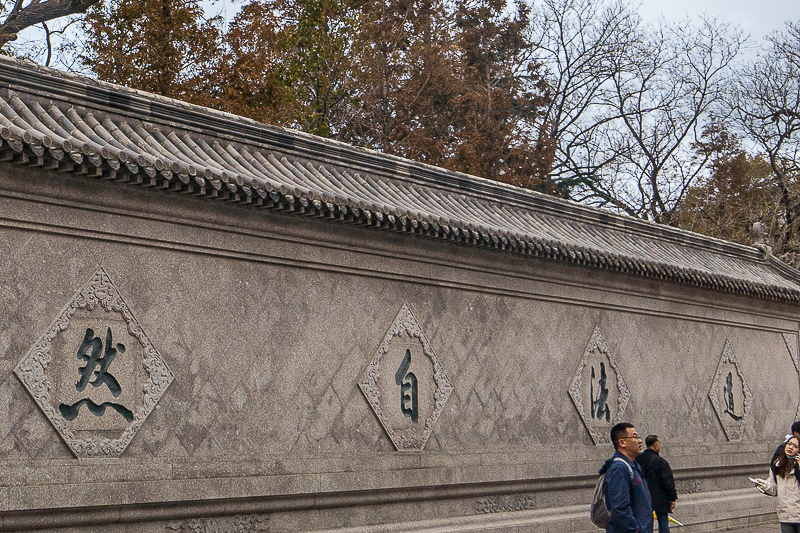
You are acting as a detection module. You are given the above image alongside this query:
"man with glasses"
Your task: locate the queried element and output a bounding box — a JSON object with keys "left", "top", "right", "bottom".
{"left": 598, "top": 422, "right": 653, "bottom": 532}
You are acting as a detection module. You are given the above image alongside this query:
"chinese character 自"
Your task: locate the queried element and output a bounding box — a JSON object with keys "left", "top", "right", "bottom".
{"left": 395, "top": 349, "right": 419, "bottom": 423}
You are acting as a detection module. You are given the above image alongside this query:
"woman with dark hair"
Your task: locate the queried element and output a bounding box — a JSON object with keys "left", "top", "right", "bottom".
{"left": 754, "top": 436, "right": 800, "bottom": 532}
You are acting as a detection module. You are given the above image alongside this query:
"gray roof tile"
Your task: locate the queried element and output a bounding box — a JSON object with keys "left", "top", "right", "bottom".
{"left": 0, "top": 56, "right": 798, "bottom": 302}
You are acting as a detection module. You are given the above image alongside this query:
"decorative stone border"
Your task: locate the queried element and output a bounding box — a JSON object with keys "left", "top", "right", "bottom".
{"left": 14, "top": 266, "right": 174, "bottom": 458}
{"left": 359, "top": 302, "right": 453, "bottom": 451}
{"left": 568, "top": 326, "right": 630, "bottom": 445}
{"left": 783, "top": 333, "right": 799, "bottom": 373}
{"left": 166, "top": 514, "right": 269, "bottom": 532}
{"left": 708, "top": 339, "right": 752, "bottom": 441}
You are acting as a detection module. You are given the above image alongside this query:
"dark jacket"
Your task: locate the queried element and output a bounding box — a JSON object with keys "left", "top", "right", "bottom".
{"left": 636, "top": 449, "right": 678, "bottom": 514}
{"left": 600, "top": 451, "right": 653, "bottom": 533}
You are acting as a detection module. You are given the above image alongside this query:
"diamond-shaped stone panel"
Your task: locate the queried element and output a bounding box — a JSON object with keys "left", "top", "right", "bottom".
{"left": 784, "top": 333, "right": 799, "bottom": 373}
{"left": 14, "top": 267, "right": 174, "bottom": 458}
{"left": 359, "top": 302, "right": 453, "bottom": 451}
{"left": 568, "top": 326, "right": 630, "bottom": 445}
{"left": 708, "top": 339, "right": 752, "bottom": 441}
{"left": 783, "top": 333, "right": 800, "bottom": 421}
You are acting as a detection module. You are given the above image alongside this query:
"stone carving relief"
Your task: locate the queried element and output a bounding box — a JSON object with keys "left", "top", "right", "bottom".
{"left": 568, "top": 326, "right": 630, "bottom": 445}
{"left": 675, "top": 480, "right": 702, "bottom": 494}
{"left": 165, "top": 514, "right": 270, "bottom": 532}
{"left": 359, "top": 302, "right": 453, "bottom": 451}
{"left": 783, "top": 333, "right": 800, "bottom": 420}
{"left": 14, "top": 267, "right": 174, "bottom": 458}
{"left": 476, "top": 493, "right": 536, "bottom": 514}
{"left": 783, "top": 333, "right": 799, "bottom": 373}
{"left": 708, "top": 339, "right": 752, "bottom": 441}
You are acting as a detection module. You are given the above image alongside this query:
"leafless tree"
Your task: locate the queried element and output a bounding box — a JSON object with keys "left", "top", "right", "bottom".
{"left": 729, "top": 21, "right": 800, "bottom": 249}
{"left": 578, "top": 18, "right": 744, "bottom": 223}
{"left": 535, "top": 0, "right": 744, "bottom": 223}
{"left": 0, "top": 0, "right": 98, "bottom": 48}
{"left": 531, "top": 0, "right": 641, "bottom": 195}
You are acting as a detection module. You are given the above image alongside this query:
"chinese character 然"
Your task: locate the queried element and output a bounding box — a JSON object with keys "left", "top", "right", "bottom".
{"left": 590, "top": 362, "right": 610, "bottom": 422}
{"left": 395, "top": 349, "right": 419, "bottom": 423}
{"left": 723, "top": 371, "right": 743, "bottom": 421}
{"left": 58, "top": 327, "right": 133, "bottom": 422}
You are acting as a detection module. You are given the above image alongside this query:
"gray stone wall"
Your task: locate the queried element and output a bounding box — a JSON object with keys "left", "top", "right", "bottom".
{"left": 0, "top": 164, "right": 792, "bottom": 531}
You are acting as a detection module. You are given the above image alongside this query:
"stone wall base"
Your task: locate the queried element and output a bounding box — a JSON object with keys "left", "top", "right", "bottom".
{"left": 3, "top": 485, "right": 777, "bottom": 533}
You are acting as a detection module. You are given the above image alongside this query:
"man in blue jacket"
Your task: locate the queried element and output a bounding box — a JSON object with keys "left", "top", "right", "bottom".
{"left": 599, "top": 422, "right": 653, "bottom": 533}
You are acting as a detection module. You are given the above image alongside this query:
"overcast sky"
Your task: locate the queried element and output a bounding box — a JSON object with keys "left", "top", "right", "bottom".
{"left": 636, "top": 0, "right": 798, "bottom": 41}
{"left": 202, "top": 0, "right": 800, "bottom": 44}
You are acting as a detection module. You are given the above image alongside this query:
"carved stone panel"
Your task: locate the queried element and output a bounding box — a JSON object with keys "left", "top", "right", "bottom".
{"left": 359, "top": 302, "right": 453, "bottom": 451}
{"left": 166, "top": 514, "right": 270, "bottom": 532}
{"left": 476, "top": 493, "right": 536, "bottom": 514}
{"left": 569, "top": 326, "right": 630, "bottom": 445}
{"left": 783, "top": 333, "right": 800, "bottom": 420}
{"left": 708, "top": 339, "right": 752, "bottom": 441}
{"left": 14, "top": 267, "right": 174, "bottom": 458}
{"left": 784, "top": 333, "right": 800, "bottom": 373}
{"left": 676, "top": 479, "right": 702, "bottom": 494}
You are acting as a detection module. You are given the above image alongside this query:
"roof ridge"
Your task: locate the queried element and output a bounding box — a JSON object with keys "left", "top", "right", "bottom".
{"left": 0, "top": 56, "right": 797, "bottom": 303}
{"left": 0, "top": 56, "right": 771, "bottom": 262}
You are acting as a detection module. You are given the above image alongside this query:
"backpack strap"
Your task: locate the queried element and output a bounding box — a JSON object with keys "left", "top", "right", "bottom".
{"left": 613, "top": 457, "right": 635, "bottom": 481}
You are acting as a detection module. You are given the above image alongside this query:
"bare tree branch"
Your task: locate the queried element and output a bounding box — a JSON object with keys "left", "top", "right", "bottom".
{"left": 0, "top": 0, "right": 99, "bottom": 47}
{"left": 539, "top": 6, "right": 743, "bottom": 223}
{"left": 41, "top": 19, "right": 49, "bottom": 64}
{"left": 728, "top": 21, "right": 800, "bottom": 248}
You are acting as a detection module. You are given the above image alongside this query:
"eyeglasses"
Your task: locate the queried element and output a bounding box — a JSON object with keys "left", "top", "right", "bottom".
{"left": 619, "top": 435, "right": 642, "bottom": 441}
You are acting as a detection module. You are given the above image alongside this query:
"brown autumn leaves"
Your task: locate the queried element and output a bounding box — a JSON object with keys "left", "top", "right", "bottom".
{"left": 3, "top": 0, "right": 800, "bottom": 261}
{"left": 81, "top": 0, "right": 556, "bottom": 193}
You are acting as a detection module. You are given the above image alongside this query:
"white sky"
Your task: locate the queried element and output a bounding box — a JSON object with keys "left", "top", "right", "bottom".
{"left": 200, "top": 0, "right": 800, "bottom": 39}
{"left": 14, "top": 0, "right": 800, "bottom": 71}
{"left": 636, "top": 0, "right": 799, "bottom": 41}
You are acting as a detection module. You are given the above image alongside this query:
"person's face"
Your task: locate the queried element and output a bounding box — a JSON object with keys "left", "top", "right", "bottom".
{"left": 787, "top": 437, "right": 799, "bottom": 457}
{"left": 652, "top": 440, "right": 661, "bottom": 454}
{"left": 619, "top": 428, "right": 642, "bottom": 456}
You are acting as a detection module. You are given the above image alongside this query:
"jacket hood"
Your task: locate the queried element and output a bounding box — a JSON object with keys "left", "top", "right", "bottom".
{"left": 599, "top": 455, "right": 617, "bottom": 475}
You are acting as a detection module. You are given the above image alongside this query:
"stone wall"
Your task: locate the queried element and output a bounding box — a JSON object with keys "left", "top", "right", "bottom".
{"left": 0, "top": 157, "right": 793, "bottom": 531}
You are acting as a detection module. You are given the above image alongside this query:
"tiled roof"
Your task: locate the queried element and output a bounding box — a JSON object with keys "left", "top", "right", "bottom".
{"left": 1, "top": 57, "right": 799, "bottom": 303}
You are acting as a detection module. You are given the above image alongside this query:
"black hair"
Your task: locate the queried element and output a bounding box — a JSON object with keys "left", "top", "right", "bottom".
{"left": 791, "top": 421, "right": 800, "bottom": 435}
{"left": 773, "top": 436, "right": 800, "bottom": 483}
{"left": 645, "top": 435, "right": 659, "bottom": 448}
{"left": 610, "top": 422, "right": 635, "bottom": 449}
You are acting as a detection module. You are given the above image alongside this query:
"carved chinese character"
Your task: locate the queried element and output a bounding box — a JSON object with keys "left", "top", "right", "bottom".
{"left": 15, "top": 267, "right": 174, "bottom": 458}
{"left": 75, "top": 327, "right": 124, "bottom": 395}
{"left": 568, "top": 326, "right": 631, "bottom": 444}
{"left": 395, "top": 349, "right": 419, "bottom": 423}
{"left": 590, "top": 362, "right": 611, "bottom": 422}
{"left": 58, "top": 327, "right": 133, "bottom": 422}
{"left": 723, "top": 371, "right": 743, "bottom": 421}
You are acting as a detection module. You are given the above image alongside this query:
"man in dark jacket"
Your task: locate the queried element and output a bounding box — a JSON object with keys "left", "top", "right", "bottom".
{"left": 636, "top": 435, "right": 677, "bottom": 533}
{"left": 770, "top": 420, "right": 800, "bottom": 465}
{"left": 599, "top": 422, "right": 653, "bottom": 533}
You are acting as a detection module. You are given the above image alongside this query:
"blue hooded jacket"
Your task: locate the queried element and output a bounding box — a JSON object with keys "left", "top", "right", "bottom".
{"left": 599, "top": 451, "right": 653, "bottom": 533}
